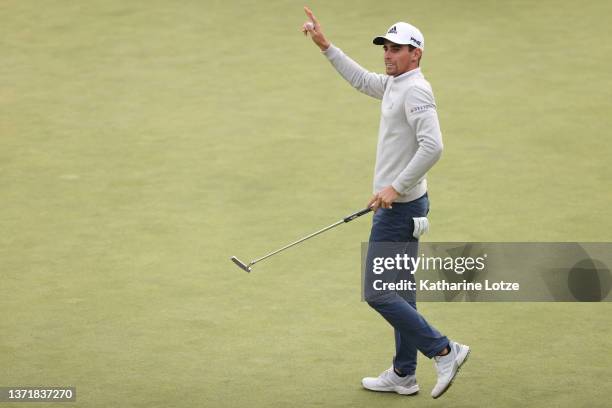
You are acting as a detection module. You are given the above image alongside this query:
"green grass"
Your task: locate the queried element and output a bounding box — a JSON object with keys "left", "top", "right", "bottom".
{"left": 1, "top": 0, "right": 612, "bottom": 407}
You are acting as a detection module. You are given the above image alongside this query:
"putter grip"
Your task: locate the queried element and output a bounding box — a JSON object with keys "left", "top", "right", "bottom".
{"left": 343, "top": 207, "right": 373, "bottom": 223}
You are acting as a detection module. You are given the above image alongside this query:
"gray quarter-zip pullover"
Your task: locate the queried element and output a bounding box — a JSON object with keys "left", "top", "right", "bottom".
{"left": 322, "top": 45, "right": 444, "bottom": 203}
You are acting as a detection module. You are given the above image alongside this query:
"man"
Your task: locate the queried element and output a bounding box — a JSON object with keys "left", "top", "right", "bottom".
{"left": 301, "top": 7, "right": 470, "bottom": 399}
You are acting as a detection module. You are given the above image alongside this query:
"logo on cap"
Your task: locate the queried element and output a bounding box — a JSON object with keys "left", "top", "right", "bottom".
{"left": 388, "top": 26, "right": 397, "bottom": 34}
{"left": 410, "top": 37, "right": 422, "bottom": 46}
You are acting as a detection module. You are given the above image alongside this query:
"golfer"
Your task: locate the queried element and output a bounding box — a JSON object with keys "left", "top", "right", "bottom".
{"left": 301, "top": 7, "right": 470, "bottom": 399}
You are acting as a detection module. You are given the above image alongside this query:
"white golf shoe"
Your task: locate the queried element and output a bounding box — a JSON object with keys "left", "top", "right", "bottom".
{"left": 362, "top": 366, "right": 419, "bottom": 395}
{"left": 431, "top": 341, "right": 470, "bottom": 398}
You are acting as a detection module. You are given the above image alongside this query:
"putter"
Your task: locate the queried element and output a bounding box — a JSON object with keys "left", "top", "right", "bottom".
{"left": 230, "top": 207, "right": 373, "bottom": 273}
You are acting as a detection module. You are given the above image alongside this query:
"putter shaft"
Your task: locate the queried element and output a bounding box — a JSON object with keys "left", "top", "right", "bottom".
{"left": 250, "top": 219, "right": 344, "bottom": 266}
{"left": 230, "top": 207, "right": 372, "bottom": 272}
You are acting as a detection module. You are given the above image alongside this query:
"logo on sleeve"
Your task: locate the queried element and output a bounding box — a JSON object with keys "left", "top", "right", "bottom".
{"left": 388, "top": 26, "right": 397, "bottom": 34}
{"left": 410, "top": 104, "right": 436, "bottom": 113}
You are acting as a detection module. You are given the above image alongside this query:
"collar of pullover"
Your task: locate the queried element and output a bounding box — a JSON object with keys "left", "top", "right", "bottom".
{"left": 392, "top": 67, "right": 422, "bottom": 81}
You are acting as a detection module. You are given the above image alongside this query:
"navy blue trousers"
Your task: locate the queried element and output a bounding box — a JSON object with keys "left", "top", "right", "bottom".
{"left": 364, "top": 193, "right": 449, "bottom": 375}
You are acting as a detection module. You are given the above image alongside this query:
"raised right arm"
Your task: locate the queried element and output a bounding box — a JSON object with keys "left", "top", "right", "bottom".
{"left": 321, "top": 45, "right": 388, "bottom": 100}
{"left": 302, "top": 6, "right": 388, "bottom": 99}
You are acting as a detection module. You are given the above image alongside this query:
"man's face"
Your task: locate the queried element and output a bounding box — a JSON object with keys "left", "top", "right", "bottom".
{"left": 383, "top": 40, "right": 419, "bottom": 76}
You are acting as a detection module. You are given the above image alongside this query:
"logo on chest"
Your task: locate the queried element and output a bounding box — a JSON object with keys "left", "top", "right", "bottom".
{"left": 410, "top": 104, "right": 436, "bottom": 113}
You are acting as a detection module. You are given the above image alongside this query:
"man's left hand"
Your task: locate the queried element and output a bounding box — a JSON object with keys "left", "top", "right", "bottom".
{"left": 367, "top": 185, "right": 400, "bottom": 212}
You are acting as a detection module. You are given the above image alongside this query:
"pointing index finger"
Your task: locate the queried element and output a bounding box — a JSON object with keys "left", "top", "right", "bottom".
{"left": 303, "top": 6, "right": 319, "bottom": 24}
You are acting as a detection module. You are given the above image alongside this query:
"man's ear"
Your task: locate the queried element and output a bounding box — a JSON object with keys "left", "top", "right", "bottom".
{"left": 413, "top": 48, "right": 422, "bottom": 62}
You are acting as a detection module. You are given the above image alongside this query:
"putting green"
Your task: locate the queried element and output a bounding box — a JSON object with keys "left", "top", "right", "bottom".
{"left": 1, "top": 1, "right": 611, "bottom": 407}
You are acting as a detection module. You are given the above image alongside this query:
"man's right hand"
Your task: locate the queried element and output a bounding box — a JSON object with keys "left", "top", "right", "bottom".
{"left": 302, "top": 6, "right": 330, "bottom": 51}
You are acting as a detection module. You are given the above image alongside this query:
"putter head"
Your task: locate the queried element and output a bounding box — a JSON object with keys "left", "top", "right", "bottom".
{"left": 230, "top": 256, "right": 252, "bottom": 273}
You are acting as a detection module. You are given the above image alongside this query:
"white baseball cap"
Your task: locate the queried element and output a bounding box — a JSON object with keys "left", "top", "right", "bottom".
{"left": 373, "top": 22, "right": 425, "bottom": 50}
